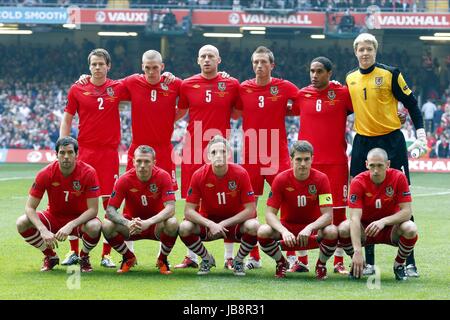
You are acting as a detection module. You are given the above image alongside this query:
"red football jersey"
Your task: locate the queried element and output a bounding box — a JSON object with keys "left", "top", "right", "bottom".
{"left": 267, "top": 168, "right": 333, "bottom": 225}
{"left": 186, "top": 163, "right": 255, "bottom": 222}
{"left": 108, "top": 166, "right": 175, "bottom": 220}
{"left": 121, "top": 74, "right": 181, "bottom": 146}
{"left": 348, "top": 168, "right": 412, "bottom": 225}
{"left": 237, "top": 78, "right": 299, "bottom": 165}
{"left": 294, "top": 83, "right": 353, "bottom": 164}
{"left": 65, "top": 79, "right": 129, "bottom": 148}
{"left": 178, "top": 74, "right": 240, "bottom": 162}
{"left": 29, "top": 161, "right": 100, "bottom": 224}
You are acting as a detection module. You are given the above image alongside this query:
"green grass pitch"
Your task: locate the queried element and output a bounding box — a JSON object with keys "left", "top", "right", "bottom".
{"left": 0, "top": 163, "right": 449, "bottom": 300}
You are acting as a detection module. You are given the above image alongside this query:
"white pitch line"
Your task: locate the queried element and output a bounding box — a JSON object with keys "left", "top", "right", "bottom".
{"left": 414, "top": 191, "right": 450, "bottom": 197}
{"left": 0, "top": 176, "right": 34, "bottom": 181}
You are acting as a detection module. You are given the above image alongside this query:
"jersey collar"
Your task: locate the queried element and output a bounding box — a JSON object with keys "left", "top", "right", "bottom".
{"left": 359, "top": 62, "right": 377, "bottom": 75}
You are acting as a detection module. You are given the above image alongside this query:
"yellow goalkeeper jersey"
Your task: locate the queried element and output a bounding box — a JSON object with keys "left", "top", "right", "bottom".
{"left": 346, "top": 62, "right": 413, "bottom": 137}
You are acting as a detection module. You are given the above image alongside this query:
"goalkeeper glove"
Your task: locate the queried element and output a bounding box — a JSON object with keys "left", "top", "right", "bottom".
{"left": 407, "top": 128, "right": 427, "bottom": 157}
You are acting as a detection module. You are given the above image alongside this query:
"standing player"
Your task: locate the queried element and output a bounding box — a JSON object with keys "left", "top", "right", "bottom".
{"left": 346, "top": 33, "right": 425, "bottom": 277}
{"left": 175, "top": 45, "right": 240, "bottom": 269}
{"left": 290, "top": 57, "right": 353, "bottom": 274}
{"left": 178, "top": 136, "right": 259, "bottom": 276}
{"left": 121, "top": 50, "right": 184, "bottom": 187}
{"left": 60, "top": 48, "right": 129, "bottom": 268}
{"left": 236, "top": 46, "right": 300, "bottom": 269}
{"left": 338, "top": 148, "right": 419, "bottom": 280}
{"left": 257, "top": 140, "right": 338, "bottom": 279}
{"left": 103, "top": 145, "right": 178, "bottom": 274}
{"left": 16, "top": 137, "right": 101, "bottom": 272}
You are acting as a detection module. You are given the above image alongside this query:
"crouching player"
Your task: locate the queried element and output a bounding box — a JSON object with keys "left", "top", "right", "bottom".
{"left": 338, "top": 148, "right": 418, "bottom": 280}
{"left": 103, "top": 145, "right": 178, "bottom": 274}
{"left": 16, "top": 137, "right": 101, "bottom": 272}
{"left": 179, "top": 135, "right": 259, "bottom": 276}
{"left": 257, "top": 140, "right": 338, "bottom": 279}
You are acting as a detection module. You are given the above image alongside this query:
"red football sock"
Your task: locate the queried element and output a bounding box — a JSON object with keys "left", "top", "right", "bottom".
{"left": 395, "top": 235, "right": 418, "bottom": 264}
{"left": 249, "top": 245, "right": 260, "bottom": 260}
{"left": 107, "top": 234, "right": 135, "bottom": 260}
{"left": 102, "top": 242, "right": 112, "bottom": 257}
{"left": 69, "top": 238, "right": 79, "bottom": 255}
{"left": 158, "top": 231, "right": 177, "bottom": 261}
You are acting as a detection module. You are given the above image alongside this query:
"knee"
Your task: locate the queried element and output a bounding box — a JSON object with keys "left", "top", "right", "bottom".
{"left": 178, "top": 220, "right": 194, "bottom": 237}
{"left": 338, "top": 220, "right": 351, "bottom": 238}
{"left": 257, "top": 224, "right": 273, "bottom": 239}
{"left": 400, "top": 221, "right": 418, "bottom": 238}
{"left": 164, "top": 217, "right": 179, "bottom": 236}
{"left": 323, "top": 224, "right": 338, "bottom": 239}
{"left": 16, "top": 214, "right": 31, "bottom": 233}
{"left": 244, "top": 219, "right": 260, "bottom": 236}
{"left": 86, "top": 219, "right": 102, "bottom": 235}
{"left": 102, "top": 219, "right": 116, "bottom": 237}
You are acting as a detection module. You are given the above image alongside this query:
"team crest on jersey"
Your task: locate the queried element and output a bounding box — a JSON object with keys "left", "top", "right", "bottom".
{"left": 327, "top": 90, "right": 336, "bottom": 100}
{"left": 218, "top": 82, "right": 226, "bottom": 91}
{"left": 106, "top": 87, "right": 114, "bottom": 97}
{"left": 308, "top": 184, "right": 317, "bottom": 195}
{"left": 375, "top": 77, "right": 383, "bottom": 86}
{"left": 270, "top": 86, "right": 278, "bottom": 96}
{"left": 385, "top": 186, "right": 394, "bottom": 197}
{"left": 160, "top": 83, "right": 169, "bottom": 91}
{"left": 228, "top": 180, "right": 237, "bottom": 191}
{"left": 73, "top": 180, "right": 81, "bottom": 191}
{"left": 149, "top": 184, "right": 158, "bottom": 193}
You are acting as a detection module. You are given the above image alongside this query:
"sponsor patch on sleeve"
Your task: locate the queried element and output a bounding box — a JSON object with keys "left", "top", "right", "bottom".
{"left": 402, "top": 191, "right": 411, "bottom": 196}
{"left": 166, "top": 191, "right": 175, "bottom": 195}
{"left": 110, "top": 191, "right": 116, "bottom": 198}
{"left": 90, "top": 186, "right": 100, "bottom": 191}
{"left": 319, "top": 193, "right": 333, "bottom": 206}
{"left": 268, "top": 191, "right": 273, "bottom": 198}
{"left": 350, "top": 194, "right": 357, "bottom": 204}
{"left": 187, "top": 188, "right": 193, "bottom": 196}
{"left": 247, "top": 191, "right": 254, "bottom": 196}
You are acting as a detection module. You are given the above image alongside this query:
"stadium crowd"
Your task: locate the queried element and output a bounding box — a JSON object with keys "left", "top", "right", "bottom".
{"left": 0, "top": 0, "right": 430, "bottom": 12}
{"left": 0, "top": 40, "right": 449, "bottom": 158}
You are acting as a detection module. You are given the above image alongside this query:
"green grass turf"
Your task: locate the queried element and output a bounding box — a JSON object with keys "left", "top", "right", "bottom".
{"left": 0, "top": 164, "right": 449, "bottom": 300}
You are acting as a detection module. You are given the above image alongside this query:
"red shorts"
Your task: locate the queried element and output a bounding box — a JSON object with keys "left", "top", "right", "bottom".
{"left": 199, "top": 223, "right": 243, "bottom": 243}
{"left": 279, "top": 222, "right": 320, "bottom": 250}
{"left": 127, "top": 143, "right": 178, "bottom": 190}
{"left": 126, "top": 223, "right": 159, "bottom": 241}
{"left": 38, "top": 210, "right": 99, "bottom": 236}
{"left": 181, "top": 162, "right": 203, "bottom": 199}
{"left": 312, "top": 163, "right": 348, "bottom": 209}
{"left": 362, "top": 223, "right": 396, "bottom": 246}
{"left": 78, "top": 145, "right": 119, "bottom": 197}
{"left": 242, "top": 159, "right": 290, "bottom": 196}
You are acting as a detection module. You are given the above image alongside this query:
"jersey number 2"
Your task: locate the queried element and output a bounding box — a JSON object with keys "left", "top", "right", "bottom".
{"left": 97, "top": 97, "right": 104, "bottom": 110}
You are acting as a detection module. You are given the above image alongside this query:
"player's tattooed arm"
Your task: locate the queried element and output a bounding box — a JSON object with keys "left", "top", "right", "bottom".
{"left": 106, "top": 205, "right": 130, "bottom": 227}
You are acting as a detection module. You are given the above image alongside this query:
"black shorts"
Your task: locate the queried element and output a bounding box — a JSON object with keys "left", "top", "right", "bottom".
{"left": 350, "top": 129, "right": 410, "bottom": 184}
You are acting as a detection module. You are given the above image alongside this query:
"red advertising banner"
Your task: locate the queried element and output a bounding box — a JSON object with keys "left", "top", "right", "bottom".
{"left": 2, "top": 149, "right": 450, "bottom": 173}
{"left": 77, "top": 8, "right": 450, "bottom": 29}
{"left": 3, "top": 149, "right": 128, "bottom": 166}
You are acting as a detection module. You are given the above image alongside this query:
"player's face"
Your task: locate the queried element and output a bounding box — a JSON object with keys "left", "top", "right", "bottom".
{"left": 142, "top": 59, "right": 164, "bottom": 84}
{"left": 366, "top": 155, "right": 390, "bottom": 184}
{"left": 208, "top": 142, "right": 228, "bottom": 168}
{"left": 89, "top": 55, "right": 110, "bottom": 80}
{"left": 198, "top": 48, "right": 221, "bottom": 75}
{"left": 133, "top": 152, "right": 155, "bottom": 181}
{"left": 291, "top": 151, "right": 312, "bottom": 180}
{"left": 355, "top": 41, "right": 376, "bottom": 69}
{"left": 57, "top": 144, "right": 77, "bottom": 171}
{"left": 310, "top": 62, "right": 331, "bottom": 89}
{"left": 252, "top": 53, "right": 274, "bottom": 79}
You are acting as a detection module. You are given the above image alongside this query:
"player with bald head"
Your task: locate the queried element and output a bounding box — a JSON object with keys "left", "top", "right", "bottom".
{"left": 338, "top": 147, "right": 419, "bottom": 281}
{"left": 175, "top": 45, "right": 241, "bottom": 269}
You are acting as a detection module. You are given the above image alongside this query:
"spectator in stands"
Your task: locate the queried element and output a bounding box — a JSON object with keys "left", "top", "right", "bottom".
{"left": 421, "top": 98, "right": 437, "bottom": 133}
